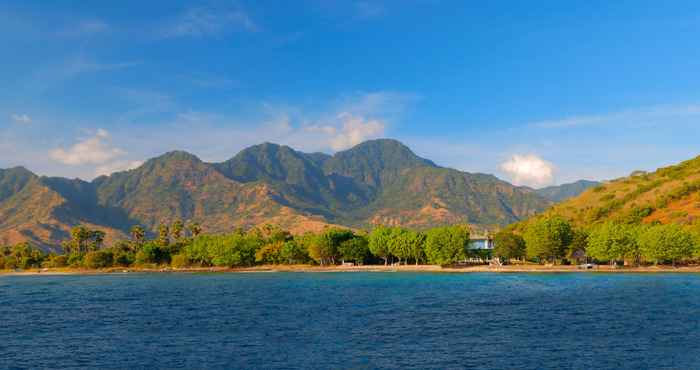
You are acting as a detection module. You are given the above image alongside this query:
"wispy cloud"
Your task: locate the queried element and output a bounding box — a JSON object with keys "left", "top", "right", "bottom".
{"left": 10, "top": 114, "right": 31, "bottom": 124}
{"left": 305, "top": 113, "right": 385, "bottom": 151}
{"left": 531, "top": 103, "right": 700, "bottom": 128}
{"left": 23, "top": 56, "right": 139, "bottom": 95}
{"left": 49, "top": 129, "right": 126, "bottom": 166}
{"left": 159, "top": 6, "right": 258, "bottom": 39}
{"left": 95, "top": 160, "right": 143, "bottom": 177}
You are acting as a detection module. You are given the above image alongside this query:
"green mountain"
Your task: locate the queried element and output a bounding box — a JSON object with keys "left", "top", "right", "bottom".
{"left": 535, "top": 180, "right": 601, "bottom": 202}
{"left": 0, "top": 139, "right": 554, "bottom": 248}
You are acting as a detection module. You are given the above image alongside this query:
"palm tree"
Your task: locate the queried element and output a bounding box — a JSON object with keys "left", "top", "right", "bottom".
{"left": 130, "top": 225, "right": 145, "bottom": 251}
{"left": 171, "top": 219, "right": 184, "bottom": 241}
{"left": 157, "top": 224, "right": 170, "bottom": 247}
{"left": 89, "top": 230, "right": 106, "bottom": 251}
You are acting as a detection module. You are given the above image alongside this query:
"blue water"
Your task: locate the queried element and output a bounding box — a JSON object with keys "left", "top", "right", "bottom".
{"left": 2, "top": 273, "right": 700, "bottom": 370}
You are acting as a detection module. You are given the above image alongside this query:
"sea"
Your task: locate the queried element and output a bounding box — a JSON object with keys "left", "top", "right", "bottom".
{"left": 1, "top": 272, "right": 699, "bottom": 369}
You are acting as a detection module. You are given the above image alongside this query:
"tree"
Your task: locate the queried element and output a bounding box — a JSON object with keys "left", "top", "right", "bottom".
{"left": 135, "top": 241, "right": 167, "bottom": 265}
{"left": 280, "top": 240, "right": 310, "bottom": 264}
{"left": 171, "top": 219, "right": 184, "bottom": 241}
{"left": 308, "top": 228, "right": 354, "bottom": 265}
{"left": 587, "top": 222, "right": 642, "bottom": 265}
{"left": 639, "top": 224, "right": 696, "bottom": 266}
{"left": 403, "top": 230, "right": 427, "bottom": 265}
{"left": 424, "top": 225, "right": 470, "bottom": 265}
{"left": 493, "top": 229, "right": 526, "bottom": 261}
{"left": 568, "top": 229, "right": 589, "bottom": 260}
{"left": 256, "top": 241, "right": 285, "bottom": 264}
{"left": 88, "top": 230, "right": 105, "bottom": 252}
{"left": 84, "top": 249, "right": 114, "bottom": 269}
{"left": 63, "top": 226, "right": 90, "bottom": 254}
{"left": 157, "top": 224, "right": 170, "bottom": 248}
{"left": 524, "top": 216, "right": 573, "bottom": 263}
{"left": 389, "top": 229, "right": 425, "bottom": 265}
{"left": 338, "top": 236, "right": 370, "bottom": 265}
{"left": 130, "top": 225, "right": 146, "bottom": 251}
{"left": 368, "top": 226, "right": 394, "bottom": 265}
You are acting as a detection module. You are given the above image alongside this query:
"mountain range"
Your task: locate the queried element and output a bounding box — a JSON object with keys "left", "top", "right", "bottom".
{"left": 0, "top": 139, "right": 595, "bottom": 249}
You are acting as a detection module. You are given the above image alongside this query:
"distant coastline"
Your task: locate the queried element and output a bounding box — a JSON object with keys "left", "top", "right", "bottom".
{"left": 3, "top": 264, "right": 700, "bottom": 276}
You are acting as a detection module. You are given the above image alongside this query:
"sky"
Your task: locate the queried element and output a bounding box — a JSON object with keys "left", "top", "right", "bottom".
{"left": 1, "top": 0, "right": 700, "bottom": 187}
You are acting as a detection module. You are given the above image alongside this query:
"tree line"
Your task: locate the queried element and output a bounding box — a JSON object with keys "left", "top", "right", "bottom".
{"left": 0, "top": 223, "right": 479, "bottom": 270}
{"left": 3, "top": 217, "right": 699, "bottom": 270}
{"left": 494, "top": 216, "right": 700, "bottom": 266}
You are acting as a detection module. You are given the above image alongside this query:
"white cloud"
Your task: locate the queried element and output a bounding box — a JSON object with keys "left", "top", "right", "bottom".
{"left": 49, "top": 129, "right": 125, "bottom": 165}
{"left": 95, "top": 160, "right": 143, "bottom": 177}
{"left": 307, "top": 113, "right": 385, "bottom": 151}
{"left": 161, "top": 7, "right": 257, "bottom": 38}
{"left": 500, "top": 154, "right": 555, "bottom": 188}
{"left": 10, "top": 114, "right": 31, "bottom": 124}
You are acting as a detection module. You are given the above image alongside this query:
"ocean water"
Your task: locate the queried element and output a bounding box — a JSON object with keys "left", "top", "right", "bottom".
{"left": 1, "top": 272, "right": 700, "bottom": 370}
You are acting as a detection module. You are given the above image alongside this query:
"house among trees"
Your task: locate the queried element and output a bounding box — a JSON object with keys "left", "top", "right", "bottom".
{"left": 469, "top": 235, "right": 494, "bottom": 250}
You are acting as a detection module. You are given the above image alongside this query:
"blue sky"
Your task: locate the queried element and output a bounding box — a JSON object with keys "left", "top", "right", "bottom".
{"left": 1, "top": 0, "right": 700, "bottom": 187}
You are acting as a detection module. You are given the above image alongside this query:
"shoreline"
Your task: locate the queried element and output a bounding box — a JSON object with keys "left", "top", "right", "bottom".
{"left": 3, "top": 264, "right": 700, "bottom": 276}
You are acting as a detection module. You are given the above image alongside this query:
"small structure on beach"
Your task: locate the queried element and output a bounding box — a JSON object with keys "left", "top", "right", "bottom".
{"left": 468, "top": 236, "right": 494, "bottom": 250}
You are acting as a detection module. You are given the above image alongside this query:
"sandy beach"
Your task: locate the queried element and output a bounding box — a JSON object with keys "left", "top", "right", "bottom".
{"left": 3, "top": 264, "right": 700, "bottom": 276}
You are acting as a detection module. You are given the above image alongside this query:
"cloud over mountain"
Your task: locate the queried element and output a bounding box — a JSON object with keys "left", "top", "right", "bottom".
{"left": 500, "top": 154, "right": 555, "bottom": 188}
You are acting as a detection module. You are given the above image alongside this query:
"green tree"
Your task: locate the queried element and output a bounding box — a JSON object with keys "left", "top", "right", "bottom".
{"left": 338, "top": 236, "right": 370, "bottom": 265}
{"left": 135, "top": 241, "right": 167, "bottom": 265}
{"left": 256, "top": 241, "right": 285, "bottom": 264}
{"left": 639, "top": 224, "right": 696, "bottom": 266}
{"left": 280, "top": 240, "right": 310, "bottom": 264}
{"left": 568, "top": 229, "right": 589, "bottom": 260}
{"left": 493, "top": 229, "right": 526, "bottom": 261}
{"left": 308, "top": 228, "right": 354, "bottom": 265}
{"left": 368, "top": 226, "right": 394, "bottom": 265}
{"left": 403, "top": 230, "right": 427, "bottom": 265}
{"left": 84, "top": 249, "right": 114, "bottom": 269}
{"left": 130, "top": 225, "right": 146, "bottom": 251}
{"left": 587, "top": 222, "right": 642, "bottom": 265}
{"left": 524, "top": 216, "right": 573, "bottom": 263}
{"left": 424, "top": 225, "right": 470, "bottom": 265}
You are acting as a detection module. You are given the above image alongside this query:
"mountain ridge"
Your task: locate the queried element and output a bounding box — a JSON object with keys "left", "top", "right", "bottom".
{"left": 0, "top": 139, "right": 558, "bottom": 249}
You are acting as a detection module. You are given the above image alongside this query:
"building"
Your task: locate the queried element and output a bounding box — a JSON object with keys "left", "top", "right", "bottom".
{"left": 468, "top": 236, "right": 494, "bottom": 250}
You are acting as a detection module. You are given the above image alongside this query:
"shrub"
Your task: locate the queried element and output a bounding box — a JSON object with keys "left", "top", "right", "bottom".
{"left": 83, "top": 250, "right": 114, "bottom": 269}
{"left": 67, "top": 253, "right": 84, "bottom": 267}
{"left": 4, "top": 256, "right": 18, "bottom": 269}
{"left": 43, "top": 254, "right": 68, "bottom": 268}
{"left": 171, "top": 254, "right": 190, "bottom": 268}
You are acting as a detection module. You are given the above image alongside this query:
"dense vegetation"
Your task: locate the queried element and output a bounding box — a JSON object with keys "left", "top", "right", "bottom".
{"left": 506, "top": 154, "right": 700, "bottom": 267}
{"left": 0, "top": 222, "right": 479, "bottom": 270}
{"left": 500, "top": 215, "right": 700, "bottom": 266}
{"left": 4, "top": 215, "right": 700, "bottom": 270}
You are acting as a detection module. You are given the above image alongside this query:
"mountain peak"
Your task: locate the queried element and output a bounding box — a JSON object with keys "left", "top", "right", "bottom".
{"left": 153, "top": 150, "right": 202, "bottom": 163}
{"left": 321, "top": 139, "right": 436, "bottom": 189}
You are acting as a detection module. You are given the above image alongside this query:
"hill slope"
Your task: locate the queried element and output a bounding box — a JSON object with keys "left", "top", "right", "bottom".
{"left": 0, "top": 139, "right": 553, "bottom": 248}
{"left": 527, "top": 156, "right": 700, "bottom": 228}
